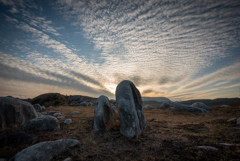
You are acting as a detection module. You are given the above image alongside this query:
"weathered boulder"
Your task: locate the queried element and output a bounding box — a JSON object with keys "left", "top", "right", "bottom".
{"left": 21, "top": 115, "right": 60, "bottom": 131}
{"left": 191, "top": 102, "right": 211, "bottom": 110}
{"left": 93, "top": 95, "right": 115, "bottom": 131}
{"left": 0, "top": 97, "right": 38, "bottom": 131}
{"left": 9, "top": 139, "right": 79, "bottom": 161}
{"left": 33, "top": 104, "right": 45, "bottom": 112}
{"left": 171, "top": 103, "right": 207, "bottom": 113}
{"left": 116, "top": 80, "right": 147, "bottom": 138}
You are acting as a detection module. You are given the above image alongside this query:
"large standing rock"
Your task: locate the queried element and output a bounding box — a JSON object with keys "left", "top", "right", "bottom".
{"left": 116, "top": 80, "right": 147, "bottom": 138}
{"left": 93, "top": 95, "right": 115, "bottom": 131}
{"left": 9, "top": 139, "right": 79, "bottom": 161}
{"left": 21, "top": 115, "right": 60, "bottom": 131}
{"left": 0, "top": 97, "right": 38, "bottom": 131}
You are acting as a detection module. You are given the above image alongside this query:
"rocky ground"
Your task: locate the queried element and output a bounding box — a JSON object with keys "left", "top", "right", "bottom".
{"left": 1, "top": 104, "right": 240, "bottom": 161}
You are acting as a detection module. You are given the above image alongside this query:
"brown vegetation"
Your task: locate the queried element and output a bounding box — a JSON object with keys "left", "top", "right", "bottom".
{"left": 1, "top": 104, "right": 240, "bottom": 161}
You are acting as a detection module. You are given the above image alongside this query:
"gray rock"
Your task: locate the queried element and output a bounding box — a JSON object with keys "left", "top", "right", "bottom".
{"left": 159, "top": 102, "right": 170, "bottom": 109}
{"left": 116, "top": 80, "right": 147, "bottom": 138}
{"left": 0, "top": 97, "right": 38, "bottom": 131}
{"left": 221, "top": 105, "right": 231, "bottom": 108}
{"left": 21, "top": 115, "right": 60, "bottom": 131}
{"left": 41, "top": 112, "right": 47, "bottom": 115}
{"left": 48, "top": 111, "right": 61, "bottom": 116}
{"left": 171, "top": 103, "right": 207, "bottom": 113}
{"left": 10, "top": 139, "right": 79, "bottom": 161}
{"left": 227, "top": 118, "right": 236, "bottom": 123}
{"left": 57, "top": 116, "right": 65, "bottom": 119}
{"left": 63, "top": 157, "right": 72, "bottom": 161}
{"left": 64, "top": 119, "right": 72, "bottom": 125}
{"left": 196, "top": 146, "right": 218, "bottom": 151}
{"left": 144, "top": 104, "right": 152, "bottom": 108}
{"left": 33, "top": 104, "right": 45, "bottom": 112}
{"left": 191, "top": 102, "right": 211, "bottom": 110}
{"left": 93, "top": 95, "right": 115, "bottom": 131}
{"left": 53, "top": 112, "right": 62, "bottom": 117}
{"left": 70, "top": 111, "right": 80, "bottom": 115}
{"left": 237, "top": 118, "right": 240, "bottom": 124}
{"left": 79, "top": 102, "right": 88, "bottom": 106}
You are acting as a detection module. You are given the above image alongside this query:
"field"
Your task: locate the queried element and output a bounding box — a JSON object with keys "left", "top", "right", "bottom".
{"left": 1, "top": 104, "right": 240, "bottom": 161}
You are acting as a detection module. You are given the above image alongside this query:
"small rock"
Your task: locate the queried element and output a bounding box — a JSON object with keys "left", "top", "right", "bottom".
{"left": 219, "top": 143, "right": 240, "bottom": 147}
{"left": 70, "top": 111, "right": 80, "bottom": 115}
{"left": 144, "top": 104, "right": 152, "bottom": 108}
{"left": 63, "top": 157, "right": 72, "bottom": 161}
{"left": 196, "top": 146, "right": 218, "bottom": 151}
{"left": 64, "top": 119, "right": 72, "bottom": 125}
{"left": 48, "top": 111, "right": 61, "bottom": 116}
{"left": 227, "top": 118, "right": 236, "bottom": 123}
{"left": 21, "top": 115, "right": 60, "bottom": 131}
{"left": 33, "top": 104, "right": 45, "bottom": 112}
{"left": 53, "top": 112, "right": 62, "bottom": 117}
{"left": 9, "top": 139, "right": 79, "bottom": 161}
{"left": 171, "top": 103, "right": 207, "bottom": 113}
{"left": 191, "top": 102, "right": 211, "bottom": 110}
{"left": 237, "top": 118, "right": 240, "bottom": 124}
{"left": 79, "top": 102, "right": 88, "bottom": 106}
{"left": 57, "top": 116, "right": 65, "bottom": 119}
{"left": 221, "top": 105, "right": 231, "bottom": 108}
{"left": 159, "top": 102, "right": 170, "bottom": 109}
{"left": 41, "top": 112, "right": 47, "bottom": 115}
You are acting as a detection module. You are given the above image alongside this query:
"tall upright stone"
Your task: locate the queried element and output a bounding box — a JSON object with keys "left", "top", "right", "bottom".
{"left": 116, "top": 80, "right": 147, "bottom": 138}
{"left": 93, "top": 95, "right": 115, "bottom": 131}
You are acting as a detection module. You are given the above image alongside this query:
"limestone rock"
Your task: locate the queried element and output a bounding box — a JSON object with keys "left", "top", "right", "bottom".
{"left": 48, "top": 111, "right": 61, "bottom": 116}
{"left": 9, "top": 139, "right": 79, "bottom": 161}
{"left": 93, "top": 95, "right": 115, "bottom": 131}
{"left": 21, "top": 115, "right": 60, "bottom": 131}
{"left": 116, "top": 80, "right": 147, "bottom": 138}
{"left": 0, "top": 97, "right": 38, "bottom": 131}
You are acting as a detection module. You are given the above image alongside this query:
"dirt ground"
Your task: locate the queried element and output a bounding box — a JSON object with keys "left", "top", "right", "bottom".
{"left": 1, "top": 105, "right": 240, "bottom": 161}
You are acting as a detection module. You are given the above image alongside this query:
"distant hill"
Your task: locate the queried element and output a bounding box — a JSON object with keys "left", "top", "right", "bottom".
{"left": 30, "top": 93, "right": 68, "bottom": 107}
{"left": 142, "top": 97, "right": 172, "bottom": 103}
{"left": 179, "top": 97, "right": 240, "bottom": 106}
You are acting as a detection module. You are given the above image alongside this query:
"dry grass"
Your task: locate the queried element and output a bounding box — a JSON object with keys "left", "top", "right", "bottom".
{"left": 1, "top": 105, "right": 240, "bottom": 161}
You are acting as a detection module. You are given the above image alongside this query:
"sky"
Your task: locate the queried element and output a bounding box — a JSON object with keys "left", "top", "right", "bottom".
{"left": 0, "top": 0, "right": 240, "bottom": 101}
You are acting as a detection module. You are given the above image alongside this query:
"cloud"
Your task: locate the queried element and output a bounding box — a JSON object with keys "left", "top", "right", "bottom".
{"left": 181, "top": 62, "right": 240, "bottom": 91}
{"left": 56, "top": 0, "right": 240, "bottom": 87}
